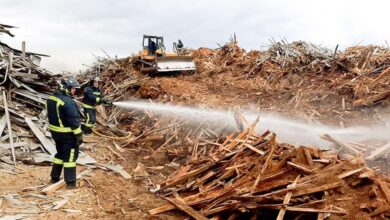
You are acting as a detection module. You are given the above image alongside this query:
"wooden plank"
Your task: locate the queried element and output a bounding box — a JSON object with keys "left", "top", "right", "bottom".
{"left": 365, "top": 143, "right": 390, "bottom": 161}
{"left": 0, "top": 115, "right": 7, "bottom": 137}
{"left": 273, "top": 206, "right": 346, "bottom": 214}
{"left": 21, "top": 41, "right": 26, "bottom": 58}
{"left": 303, "top": 148, "right": 314, "bottom": 167}
{"left": 293, "top": 181, "right": 343, "bottom": 197}
{"left": 370, "top": 67, "right": 390, "bottom": 87}
{"left": 11, "top": 72, "right": 39, "bottom": 79}
{"left": 337, "top": 167, "right": 364, "bottom": 179}
{"left": 203, "top": 203, "right": 239, "bottom": 216}
{"left": 14, "top": 90, "right": 45, "bottom": 105}
{"left": 149, "top": 204, "right": 177, "bottom": 215}
{"left": 42, "top": 169, "right": 92, "bottom": 195}
{"left": 243, "top": 204, "right": 347, "bottom": 214}
{"left": 243, "top": 143, "right": 265, "bottom": 156}
{"left": 19, "top": 82, "right": 39, "bottom": 94}
{"left": 3, "top": 91, "right": 16, "bottom": 165}
{"left": 321, "top": 134, "right": 361, "bottom": 155}
{"left": 25, "top": 117, "right": 56, "bottom": 156}
{"left": 353, "top": 90, "right": 390, "bottom": 108}
{"left": 164, "top": 192, "right": 208, "bottom": 220}
{"left": 52, "top": 199, "right": 68, "bottom": 210}
{"left": 312, "top": 159, "right": 330, "bottom": 164}
{"left": 277, "top": 175, "right": 300, "bottom": 220}
{"left": 162, "top": 162, "right": 216, "bottom": 189}
{"left": 375, "top": 179, "right": 390, "bottom": 205}
{"left": 0, "top": 142, "right": 27, "bottom": 149}
{"left": 8, "top": 52, "right": 13, "bottom": 71}
{"left": 287, "top": 161, "right": 313, "bottom": 174}
{"left": 0, "top": 105, "right": 26, "bottom": 119}
{"left": 9, "top": 76, "right": 22, "bottom": 88}
{"left": 252, "top": 134, "right": 276, "bottom": 194}
{"left": 149, "top": 188, "right": 231, "bottom": 215}
{"left": 256, "top": 169, "right": 290, "bottom": 184}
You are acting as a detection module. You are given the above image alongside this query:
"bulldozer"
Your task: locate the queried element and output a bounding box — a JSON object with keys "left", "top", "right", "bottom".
{"left": 138, "top": 35, "right": 196, "bottom": 73}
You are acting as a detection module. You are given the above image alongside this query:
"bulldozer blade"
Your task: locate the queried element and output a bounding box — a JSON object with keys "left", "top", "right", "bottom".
{"left": 156, "top": 56, "right": 196, "bottom": 72}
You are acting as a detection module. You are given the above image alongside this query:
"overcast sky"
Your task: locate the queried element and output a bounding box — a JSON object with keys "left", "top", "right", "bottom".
{"left": 0, "top": 0, "right": 389, "bottom": 73}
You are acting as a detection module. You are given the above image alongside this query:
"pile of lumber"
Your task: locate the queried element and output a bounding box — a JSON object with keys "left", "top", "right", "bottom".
{"left": 77, "top": 53, "right": 143, "bottom": 102}
{"left": 0, "top": 23, "right": 94, "bottom": 172}
{"left": 91, "top": 37, "right": 390, "bottom": 113}
{"left": 194, "top": 39, "right": 390, "bottom": 109}
{"left": 256, "top": 40, "right": 334, "bottom": 72}
{"left": 149, "top": 123, "right": 390, "bottom": 219}
{"left": 0, "top": 41, "right": 56, "bottom": 88}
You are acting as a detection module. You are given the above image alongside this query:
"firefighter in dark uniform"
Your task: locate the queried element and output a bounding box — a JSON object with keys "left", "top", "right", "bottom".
{"left": 177, "top": 39, "right": 184, "bottom": 49}
{"left": 81, "top": 77, "right": 111, "bottom": 134}
{"left": 148, "top": 39, "right": 157, "bottom": 55}
{"left": 47, "top": 76, "right": 83, "bottom": 189}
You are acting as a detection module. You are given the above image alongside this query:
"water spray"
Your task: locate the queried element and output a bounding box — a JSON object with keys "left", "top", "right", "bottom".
{"left": 113, "top": 101, "right": 390, "bottom": 149}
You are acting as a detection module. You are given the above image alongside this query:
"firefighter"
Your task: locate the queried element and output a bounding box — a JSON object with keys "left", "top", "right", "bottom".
{"left": 81, "top": 77, "right": 111, "bottom": 134}
{"left": 47, "top": 76, "right": 83, "bottom": 189}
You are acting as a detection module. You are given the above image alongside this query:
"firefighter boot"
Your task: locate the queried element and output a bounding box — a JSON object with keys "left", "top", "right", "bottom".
{"left": 64, "top": 166, "right": 77, "bottom": 189}
{"left": 66, "top": 181, "right": 79, "bottom": 189}
{"left": 50, "top": 163, "right": 63, "bottom": 183}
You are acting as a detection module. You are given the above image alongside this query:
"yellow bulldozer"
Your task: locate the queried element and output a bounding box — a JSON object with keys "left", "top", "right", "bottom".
{"left": 138, "top": 35, "right": 196, "bottom": 73}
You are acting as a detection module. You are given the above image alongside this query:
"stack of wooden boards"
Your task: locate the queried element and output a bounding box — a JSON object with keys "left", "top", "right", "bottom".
{"left": 149, "top": 123, "right": 390, "bottom": 219}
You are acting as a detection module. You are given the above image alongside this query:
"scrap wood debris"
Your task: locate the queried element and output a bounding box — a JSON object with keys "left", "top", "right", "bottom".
{"left": 76, "top": 37, "right": 390, "bottom": 219}
{"left": 89, "top": 38, "right": 390, "bottom": 127}
{"left": 73, "top": 35, "right": 390, "bottom": 219}
{"left": 0, "top": 24, "right": 98, "bottom": 172}
{"left": 148, "top": 123, "right": 390, "bottom": 219}
{"left": 195, "top": 39, "right": 390, "bottom": 108}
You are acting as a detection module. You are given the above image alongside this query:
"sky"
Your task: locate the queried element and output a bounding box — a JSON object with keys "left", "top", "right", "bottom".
{"left": 0, "top": 0, "right": 389, "bottom": 73}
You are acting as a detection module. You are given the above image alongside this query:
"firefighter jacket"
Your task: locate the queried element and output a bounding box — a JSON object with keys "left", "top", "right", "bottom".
{"left": 46, "top": 90, "right": 82, "bottom": 138}
{"left": 81, "top": 86, "right": 103, "bottom": 109}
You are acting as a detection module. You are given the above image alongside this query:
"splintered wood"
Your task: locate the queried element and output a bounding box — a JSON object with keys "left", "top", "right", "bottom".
{"left": 149, "top": 127, "right": 390, "bottom": 219}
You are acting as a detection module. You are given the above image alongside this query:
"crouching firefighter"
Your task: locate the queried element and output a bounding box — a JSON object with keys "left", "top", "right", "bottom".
{"left": 81, "top": 77, "right": 111, "bottom": 134}
{"left": 47, "top": 76, "right": 83, "bottom": 189}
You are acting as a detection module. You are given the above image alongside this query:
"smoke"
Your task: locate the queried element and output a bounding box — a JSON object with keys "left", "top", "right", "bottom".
{"left": 114, "top": 101, "right": 390, "bottom": 149}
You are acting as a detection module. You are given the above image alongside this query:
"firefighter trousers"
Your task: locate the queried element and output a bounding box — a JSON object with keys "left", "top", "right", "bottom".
{"left": 50, "top": 135, "right": 79, "bottom": 183}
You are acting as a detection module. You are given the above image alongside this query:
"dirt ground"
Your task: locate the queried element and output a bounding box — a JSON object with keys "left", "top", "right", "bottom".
{"left": 0, "top": 136, "right": 183, "bottom": 220}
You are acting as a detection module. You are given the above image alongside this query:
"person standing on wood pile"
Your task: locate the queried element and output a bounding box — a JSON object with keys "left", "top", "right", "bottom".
{"left": 81, "top": 77, "right": 112, "bottom": 134}
{"left": 177, "top": 39, "right": 184, "bottom": 49}
{"left": 46, "top": 76, "right": 83, "bottom": 189}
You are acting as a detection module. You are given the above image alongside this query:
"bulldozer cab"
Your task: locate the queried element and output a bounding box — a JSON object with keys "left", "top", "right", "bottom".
{"left": 138, "top": 35, "right": 196, "bottom": 73}
{"left": 142, "top": 35, "right": 165, "bottom": 57}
